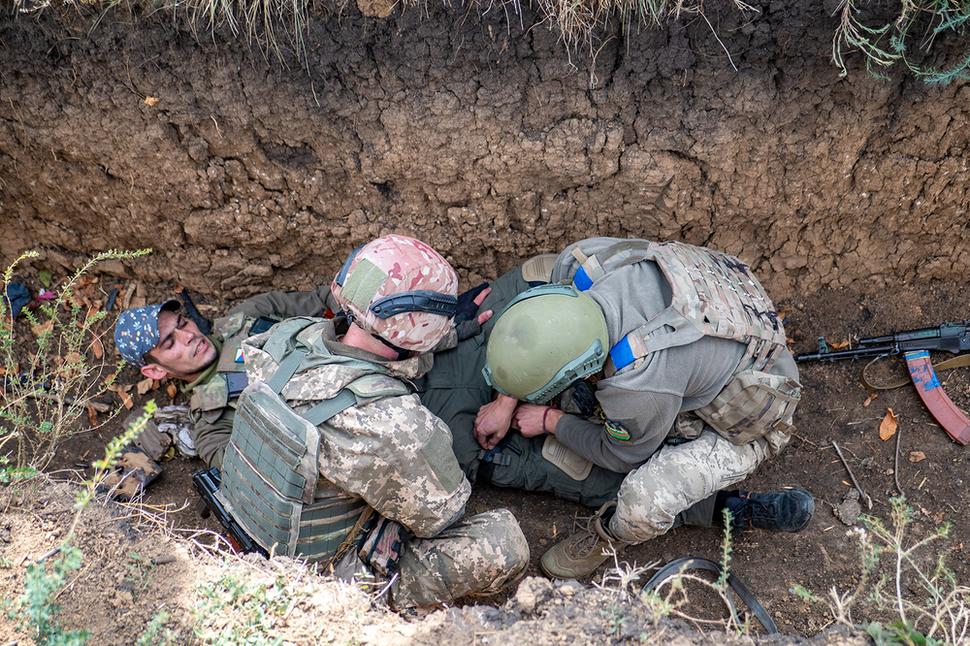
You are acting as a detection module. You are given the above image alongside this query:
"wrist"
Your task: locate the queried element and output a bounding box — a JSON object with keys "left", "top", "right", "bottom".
{"left": 495, "top": 394, "right": 519, "bottom": 413}
{"left": 543, "top": 408, "right": 563, "bottom": 434}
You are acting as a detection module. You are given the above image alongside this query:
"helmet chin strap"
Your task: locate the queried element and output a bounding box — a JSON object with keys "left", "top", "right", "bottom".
{"left": 375, "top": 334, "right": 410, "bottom": 361}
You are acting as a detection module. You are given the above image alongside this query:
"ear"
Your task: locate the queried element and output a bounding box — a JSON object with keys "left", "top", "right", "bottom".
{"left": 140, "top": 363, "right": 170, "bottom": 381}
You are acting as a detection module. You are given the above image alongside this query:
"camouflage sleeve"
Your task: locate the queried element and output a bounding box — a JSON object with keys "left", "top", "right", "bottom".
{"left": 227, "top": 285, "right": 337, "bottom": 320}
{"left": 315, "top": 394, "right": 471, "bottom": 538}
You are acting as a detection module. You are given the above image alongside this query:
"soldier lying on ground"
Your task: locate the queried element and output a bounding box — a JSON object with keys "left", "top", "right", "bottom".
{"left": 479, "top": 237, "right": 816, "bottom": 579}
{"left": 118, "top": 285, "right": 340, "bottom": 468}
{"left": 116, "top": 235, "right": 528, "bottom": 607}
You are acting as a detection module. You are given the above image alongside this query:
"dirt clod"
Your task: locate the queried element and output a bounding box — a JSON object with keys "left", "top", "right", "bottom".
{"left": 834, "top": 489, "right": 862, "bottom": 526}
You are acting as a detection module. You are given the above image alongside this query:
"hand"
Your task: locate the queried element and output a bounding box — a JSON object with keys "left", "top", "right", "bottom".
{"left": 474, "top": 286, "right": 493, "bottom": 326}
{"left": 453, "top": 286, "right": 494, "bottom": 341}
{"left": 454, "top": 283, "right": 493, "bottom": 325}
{"left": 512, "top": 404, "right": 558, "bottom": 438}
{"left": 474, "top": 394, "right": 517, "bottom": 449}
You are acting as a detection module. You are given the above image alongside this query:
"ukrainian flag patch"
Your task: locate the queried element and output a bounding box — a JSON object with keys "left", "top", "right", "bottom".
{"left": 604, "top": 419, "right": 631, "bottom": 441}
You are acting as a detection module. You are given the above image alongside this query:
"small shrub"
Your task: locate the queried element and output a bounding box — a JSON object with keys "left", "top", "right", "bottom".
{"left": 793, "top": 497, "right": 970, "bottom": 644}
{"left": 0, "top": 248, "right": 150, "bottom": 477}
{"left": 14, "top": 545, "right": 89, "bottom": 646}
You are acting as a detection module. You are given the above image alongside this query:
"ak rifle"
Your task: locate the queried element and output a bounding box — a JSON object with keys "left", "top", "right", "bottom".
{"left": 193, "top": 467, "right": 268, "bottom": 558}
{"left": 795, "top": 322, "right": 970, "bottom": 446}
{"left": 795, "top": 322, "right": 970, "bottom": 363}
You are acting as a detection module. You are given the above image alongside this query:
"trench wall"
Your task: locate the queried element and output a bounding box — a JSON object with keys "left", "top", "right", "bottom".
{"left": 1, "top": 3, "right": 967, "bottom": 297}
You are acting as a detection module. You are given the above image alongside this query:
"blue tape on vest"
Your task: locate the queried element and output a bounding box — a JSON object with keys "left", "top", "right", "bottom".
{"left": 574, "top": 267, "right": 593, "bottom": 292}
{"left": 609, "top": 336, "right": 636, "bottom": 371}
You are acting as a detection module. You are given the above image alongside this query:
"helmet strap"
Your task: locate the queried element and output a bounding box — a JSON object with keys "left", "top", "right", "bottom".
{"left": 375, "top": 334, "right": 410, "bottom": 361}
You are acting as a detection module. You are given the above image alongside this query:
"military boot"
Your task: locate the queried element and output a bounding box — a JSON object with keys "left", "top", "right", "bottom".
{"left": 540, "top": 502, "right": 632, "bottom": 579}
{"left": 721, "top": 487, "right": 815, "bottom": 532}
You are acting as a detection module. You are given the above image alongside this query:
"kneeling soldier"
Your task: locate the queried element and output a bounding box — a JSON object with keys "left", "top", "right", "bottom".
{"left": 209, "top": 235, "right": 527, "bottom": 607}
{"left": 481, "top": 237, "right": 815, "bottom": 579}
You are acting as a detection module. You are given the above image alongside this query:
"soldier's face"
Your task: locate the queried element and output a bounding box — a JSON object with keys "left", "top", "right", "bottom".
{"left": 143, "top": 310, "right": 218, "bottom": 380}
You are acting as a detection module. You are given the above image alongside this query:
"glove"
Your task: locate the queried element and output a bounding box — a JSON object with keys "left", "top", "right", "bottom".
{"left": 453, "top": 282, "right": 490, "bottom": 325}
{"left": 454, "top": 319, "right": 482, "bottom": 341}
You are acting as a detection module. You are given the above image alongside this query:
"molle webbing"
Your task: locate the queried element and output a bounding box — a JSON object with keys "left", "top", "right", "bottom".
{"left": 572, "top": 240, "right": 798, "bottom": 444}
{"left": 220, "top": 343, "right": 372, "bottom": 563}
{"left": 574, "top": 241, "right": 787, "bottom": 375}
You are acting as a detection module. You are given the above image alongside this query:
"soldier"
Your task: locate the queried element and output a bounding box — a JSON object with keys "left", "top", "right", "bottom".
{"left": 480, "top": 237, "right": 815, "bottom": 579}
{"left": 415, "top": 258, "right": 627, "bottom": 507}
{"left": 116, "top": 287, "right": 340, "bottom": 468}
{"left": 116, "top": 235, "right": 527, "bottom": 607}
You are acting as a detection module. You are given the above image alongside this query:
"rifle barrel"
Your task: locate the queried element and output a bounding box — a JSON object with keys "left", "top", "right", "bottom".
{"left": 794, "top": 343, "right": 897, "bottom": 363}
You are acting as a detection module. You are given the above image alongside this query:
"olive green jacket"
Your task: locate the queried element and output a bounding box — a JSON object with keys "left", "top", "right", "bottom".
{"left": 186, "top": 287, "right": 337, "bottom": 469}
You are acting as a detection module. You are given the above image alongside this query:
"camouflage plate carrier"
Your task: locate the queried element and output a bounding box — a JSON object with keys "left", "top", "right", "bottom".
{"left": 563, "top": 239, "right": 800, "bottom": 445}
{"left": 216, "top": 318, "right": 410, "bottom": 563}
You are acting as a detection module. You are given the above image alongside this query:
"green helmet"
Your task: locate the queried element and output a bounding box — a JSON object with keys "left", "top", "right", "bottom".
{"left": 483, "top": 284, "right": 609, "bottom": 403}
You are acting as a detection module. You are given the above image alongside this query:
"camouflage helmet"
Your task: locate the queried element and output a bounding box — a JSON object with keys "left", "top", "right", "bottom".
{"left": 331, "top": 234, "right": 459, "bottom": 352}
{"left": 483, "top": 284, "right": 609, "bottom": 403}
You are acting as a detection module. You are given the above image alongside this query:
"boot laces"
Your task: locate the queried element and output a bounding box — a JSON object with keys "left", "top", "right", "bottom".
{"left": 566, "top": 504, "right": 615, "bottom": 557}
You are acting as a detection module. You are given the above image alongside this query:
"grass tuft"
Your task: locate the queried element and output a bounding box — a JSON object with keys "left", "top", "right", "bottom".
{"left": 833, "top": 0, "right": 970, "bottom": 83}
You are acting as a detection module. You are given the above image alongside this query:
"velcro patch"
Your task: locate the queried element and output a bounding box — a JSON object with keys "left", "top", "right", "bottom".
{"left": 604, "top": 419, "right": 631, "bottom": 441}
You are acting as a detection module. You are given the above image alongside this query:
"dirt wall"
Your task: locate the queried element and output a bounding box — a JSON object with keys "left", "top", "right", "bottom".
{"left": 1, "top": 2, "right": 968, "bottom": 299}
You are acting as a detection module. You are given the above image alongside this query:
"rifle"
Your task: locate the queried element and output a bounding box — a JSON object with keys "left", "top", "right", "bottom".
{"left": 192, "top": 467, "right": 268, "bottom": 557}
{"left": 795, "top": 322, "right": 970, "bottom": 445}
{"left": 794, "top": 322, "right": 970, "bottom": 363}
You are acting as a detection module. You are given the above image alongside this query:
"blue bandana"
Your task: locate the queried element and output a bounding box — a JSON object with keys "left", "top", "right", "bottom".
{"left": 114, "top": 300, "right": 180, "bottom": 365}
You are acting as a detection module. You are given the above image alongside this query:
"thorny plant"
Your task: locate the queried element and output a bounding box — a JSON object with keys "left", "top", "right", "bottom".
{"left": 833, "top": 0, "right": 970, "bottom": 83}
{"left": 792, "top": 497, "right": 970, "bottom": 645}
{"left": 0, "top": 248, "right": 151, "bottom": 479}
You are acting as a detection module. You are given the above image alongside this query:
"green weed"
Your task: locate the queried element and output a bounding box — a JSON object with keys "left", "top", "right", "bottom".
{"left": 137, "top": 610, "right": 178, "bottom": 646}
{"left": 793, "top": 497, "right": 969, "bottom": 644}
{"left": 13, "top": 545, "right": 89, "bottom": 646}
{"left": 193, "top": 573, "right": 293, "bottom": 645}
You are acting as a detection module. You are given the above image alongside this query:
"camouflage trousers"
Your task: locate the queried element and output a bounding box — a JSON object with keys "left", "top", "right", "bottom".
{"left": 609, "top": 427, "right": 792, "bottom": 543}
{"left": 391, "top": 508, "right": 529, "bottom": 607}
{"left": 326, "top": 509, "right": 526, "bottom": 608}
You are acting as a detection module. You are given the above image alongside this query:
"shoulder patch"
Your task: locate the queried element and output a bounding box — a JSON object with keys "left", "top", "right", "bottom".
{"left": 604, "top": 419, "right": 631, "bottom": 441}
{"left": 345, "top": 373, "right": 411, "bottom": 400}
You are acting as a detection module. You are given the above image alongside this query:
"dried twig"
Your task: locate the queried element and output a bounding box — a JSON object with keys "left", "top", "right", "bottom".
{"left": 894, "top": 425, "right": 906, "bottom": 498}
{"left": 831, "top": 441, "right": 873, "bottom": 509}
